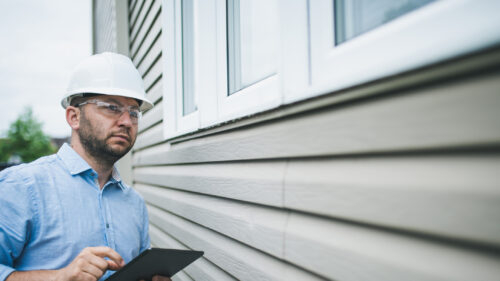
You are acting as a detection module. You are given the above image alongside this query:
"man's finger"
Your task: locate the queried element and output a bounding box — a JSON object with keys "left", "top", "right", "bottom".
{"left": 79, "top": 270, "right": 100, "bottom": 281}
{"left": 84, "top": 254, "right": 110, "bottom": 271}
{"left": 80, "top": 262, "right": 105, "bottom": 279}
{"left": 87, "top": 246, "right": 125, "bottom": 267}
{"left": 106, "top": 259, "right": 122, "bottom": 271}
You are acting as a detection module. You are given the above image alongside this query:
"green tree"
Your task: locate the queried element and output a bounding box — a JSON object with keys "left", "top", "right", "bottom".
{"left": 0, "top": 107, "right": 56, "bottom": 163}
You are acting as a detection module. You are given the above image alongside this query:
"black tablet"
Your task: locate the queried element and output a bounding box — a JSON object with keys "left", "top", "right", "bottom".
{"left": 106, "top": 248, "right": 204, "bottom": 281}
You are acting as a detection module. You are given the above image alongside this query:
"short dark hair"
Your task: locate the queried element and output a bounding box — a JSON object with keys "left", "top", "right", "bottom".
{"left": 70, "top": 93, "right": 101, "bottom": 107}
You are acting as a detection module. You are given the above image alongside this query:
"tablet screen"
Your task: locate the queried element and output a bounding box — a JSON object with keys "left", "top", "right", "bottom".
{"left": 106, "top": 248, "right": 204, "bottom": 280}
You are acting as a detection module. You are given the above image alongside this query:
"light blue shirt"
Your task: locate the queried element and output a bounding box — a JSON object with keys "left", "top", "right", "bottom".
{"left": 0, "top": 144, "right": 150, "bottom": 281}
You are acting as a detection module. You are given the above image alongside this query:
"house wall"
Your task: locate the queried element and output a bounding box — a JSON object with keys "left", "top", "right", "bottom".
{"left": 94, "top": 1, "right": 500, "bottom": 280}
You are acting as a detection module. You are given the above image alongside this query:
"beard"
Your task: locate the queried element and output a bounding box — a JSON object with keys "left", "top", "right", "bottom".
{"left": 78, "top": 109, "right": 135, "bottom": 165}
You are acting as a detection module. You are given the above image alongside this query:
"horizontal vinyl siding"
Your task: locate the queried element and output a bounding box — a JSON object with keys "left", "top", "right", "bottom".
{"left": 284, "top": 155, "right": 500, "bottom": 246}
{"left": 133, "top": 155, "right": 500, "bottom": 247}
{"left": 136, "top": 183, "right": 287, "bottom": 258}
{"left": 139, "top": 179, "right": 500, "bottom": 279}
{"left": 125, "top": 1, "right": 500, "bottom": 279}
{"left": 148, "top": 204, "right": 325, "bottom": 281}
{"left": 149, "top": 224, "right": 238, "bottom": 281}
{"left": 132, "top": 6, "right": 162, "bottom": 66}
{"left": 138, "top": 101, "right": 163, "bottom": 133}
{"left": 130, "top": 0, "right": 161, "bottom": 60}
{"left": 134, "top": 162, "right": 286, "bottom": 207}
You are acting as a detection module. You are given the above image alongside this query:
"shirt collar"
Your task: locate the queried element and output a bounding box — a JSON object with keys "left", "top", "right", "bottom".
{"left": 110, "top": 166, "right": 128, "bottom": 191}
{"left": 57, "top": 143, "right": 128, "bottom": 191}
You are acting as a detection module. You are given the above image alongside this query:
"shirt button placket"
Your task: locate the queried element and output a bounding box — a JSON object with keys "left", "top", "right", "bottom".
{"left": 97, "top": 190, "right": 109, "bottom": 248}
{"left": 102, "top": 186, "right": 115, "bottom": 249}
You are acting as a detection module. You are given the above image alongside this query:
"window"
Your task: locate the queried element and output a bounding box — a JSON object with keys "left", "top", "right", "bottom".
{"left": 162, "top": 0, "right": 202, "bottom": 137}
{"left": 162, "top": 0, "right": 500, "bottom": 138}
{"left": 227, "top": 0, "right": 279, "bottom": 94}
{"left": 282, "top": 0, "right": 500, "bottom": 103}
{"left": 216, "top": 0, "right": 281, "bottom": 121}
{"left": 162, "top": 0, "right": 218, "bottom": 137}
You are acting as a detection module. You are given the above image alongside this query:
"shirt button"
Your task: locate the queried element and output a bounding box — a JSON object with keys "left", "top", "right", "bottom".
{"left": 106, "top": 223, "right": 110, "bottom": 228}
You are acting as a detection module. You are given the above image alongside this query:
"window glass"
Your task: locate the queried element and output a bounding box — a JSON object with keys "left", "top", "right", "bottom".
{"left": 227, "top": 0, "right": 279, "bottom": 95}
{"left": 182, "top": 0, "right": 197, "bottom": 115}
{"left": 334, "top": 0, "right": 435, "bottom": 45}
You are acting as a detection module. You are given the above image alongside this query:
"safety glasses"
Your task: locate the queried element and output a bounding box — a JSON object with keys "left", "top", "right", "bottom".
{"left": 76, "top": 99, "right": 141, "bottom": 124}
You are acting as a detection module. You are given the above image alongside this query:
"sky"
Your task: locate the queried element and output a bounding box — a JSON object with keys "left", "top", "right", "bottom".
{"left": 0, "top": 0, "right": 92, "bottom": 138}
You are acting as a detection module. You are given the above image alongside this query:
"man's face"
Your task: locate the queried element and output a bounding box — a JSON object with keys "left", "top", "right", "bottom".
{"left": 77, "top": 95, "right": 139, "bottom": 163}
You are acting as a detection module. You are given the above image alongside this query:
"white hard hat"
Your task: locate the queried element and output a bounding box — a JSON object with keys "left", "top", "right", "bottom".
{"left": 61, "top": 52, "right": 153, "bottom": 111}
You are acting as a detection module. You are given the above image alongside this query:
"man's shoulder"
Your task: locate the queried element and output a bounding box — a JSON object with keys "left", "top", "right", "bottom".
{"left": 0, "top": 154, "right": 61, "bottom": 183}
{"left": 123, "top": 184, "right": 144, "bottom": 198}
{"left": 121, "top": 183, "right": 147, "bottom": 205}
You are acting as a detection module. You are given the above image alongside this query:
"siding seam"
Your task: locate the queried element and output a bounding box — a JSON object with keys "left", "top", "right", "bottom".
{"left": 282, "top": 160, "right": 291, "bottom": 260}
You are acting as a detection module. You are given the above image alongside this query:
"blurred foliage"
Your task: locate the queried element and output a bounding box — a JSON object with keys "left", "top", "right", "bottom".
{"left": 0, "top": 107, "right": 56, "bottom": 163}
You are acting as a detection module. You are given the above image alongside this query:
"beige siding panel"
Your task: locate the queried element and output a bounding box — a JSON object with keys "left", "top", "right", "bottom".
{"left": 129, "top": 0, "right": 138, "bottom": 17}
{"left": 149, "top": 225, "right": 237, "bottom": 281}
{"left": 285, "top": 213, "right": 500, "bottom": 281}
{"left": 143, "top": 58, "right": 162, "bottom": 91}
{"left": 133, "top": 155, "right": 500, "bottom": 247}
{"left": 129, "top": 0, "right": 144, "bottom": 31}
{"left": 139, "top": 100, "right": 163, "bottom": 133}
{"left": 130, "top": 0, "right": 154, "bottom": 43}
{"left": 147, "top": 205, "right": 325, "bottom": 281}
{"left": 133, "top": 73, "right": 500, "bottom": 166}
{"left": 132, "top": 141, "right": 170, "bottom": 164}
{"left": 137, "top": 40, "right": 162, "bottom": 77}
{"left": 130, "top": 0, "right": 161, "bottom": 56}
{"left": 134, "top": 161, "right": 286, "bottom": 207}
{"left": 132, "top": 18, "right": 162, "bottom": 65}
{"left": 145, "top": 77, "right": 163, "bottom": 104}
{"left": 135, "top": 122, "right": 163, "bottom": 149}
{"left": 136, "top": 184, "right": 287, "bottom": 258}
{"left": 285, "top": 155, "right": 500, "bottom": 247}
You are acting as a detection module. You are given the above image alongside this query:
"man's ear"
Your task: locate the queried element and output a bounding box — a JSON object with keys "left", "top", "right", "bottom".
{"left": 66, "top": 106, "right": 80, "bottom": 130}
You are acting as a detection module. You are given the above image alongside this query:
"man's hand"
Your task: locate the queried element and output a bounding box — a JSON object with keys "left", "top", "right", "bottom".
{"left": 6, "top": 246, "right": 124, "bottom": 281}
{"left": 56, "top": 246, "right": 124, "bottom": 281}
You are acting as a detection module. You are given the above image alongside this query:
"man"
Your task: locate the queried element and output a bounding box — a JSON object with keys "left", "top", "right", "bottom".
{"left": 0, "top": 52, "right": 170, "bottom": 281}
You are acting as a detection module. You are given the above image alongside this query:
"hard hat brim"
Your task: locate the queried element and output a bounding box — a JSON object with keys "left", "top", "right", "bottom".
{"left": 62, "top": 87, "right": 153, "bottom": 112}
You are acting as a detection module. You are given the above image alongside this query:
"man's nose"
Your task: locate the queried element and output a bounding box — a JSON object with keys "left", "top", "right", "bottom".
{"left": 117, "top": 111, "right": 134, "bottom": 127}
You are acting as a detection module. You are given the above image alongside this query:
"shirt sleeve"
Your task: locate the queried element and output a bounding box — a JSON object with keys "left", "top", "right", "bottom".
{"left": 139, "top": 200, "right": 151, "bottom": 252}
{"left": 0, "top": 168, "right": 36, "bottom": 281}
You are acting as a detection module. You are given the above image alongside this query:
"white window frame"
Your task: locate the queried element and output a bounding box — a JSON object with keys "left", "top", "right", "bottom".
{"left": 162, "top": 0, "right": 218, "bottom": 138}
{"left": 283, "top": 0, "right": 500, "bottom": 103}
{"left": 162, "top": 0, "right": 178, "bottom": 138}
{"left": 215, "top": 0, "right": 282, "bottom": 123}
{"left": 174, "top": 0, "right": 199, "bottom": 135}
{"left": 162, "top": 0, "right": 283, "bottom": 138}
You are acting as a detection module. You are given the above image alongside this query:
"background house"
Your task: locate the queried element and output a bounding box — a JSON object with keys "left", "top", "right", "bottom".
{"left": 92, "top": 0, "right": 500, "bottom": 280}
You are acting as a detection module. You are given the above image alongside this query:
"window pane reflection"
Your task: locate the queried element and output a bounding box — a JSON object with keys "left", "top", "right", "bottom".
{"left": 334, "top": 0, "right": 435, "bottom": 45}
{"left": 227, "top": 0, "right": 279, "bottom": 95}
{"left": 182, "top": 0, "right": 197, "bottom": 115}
